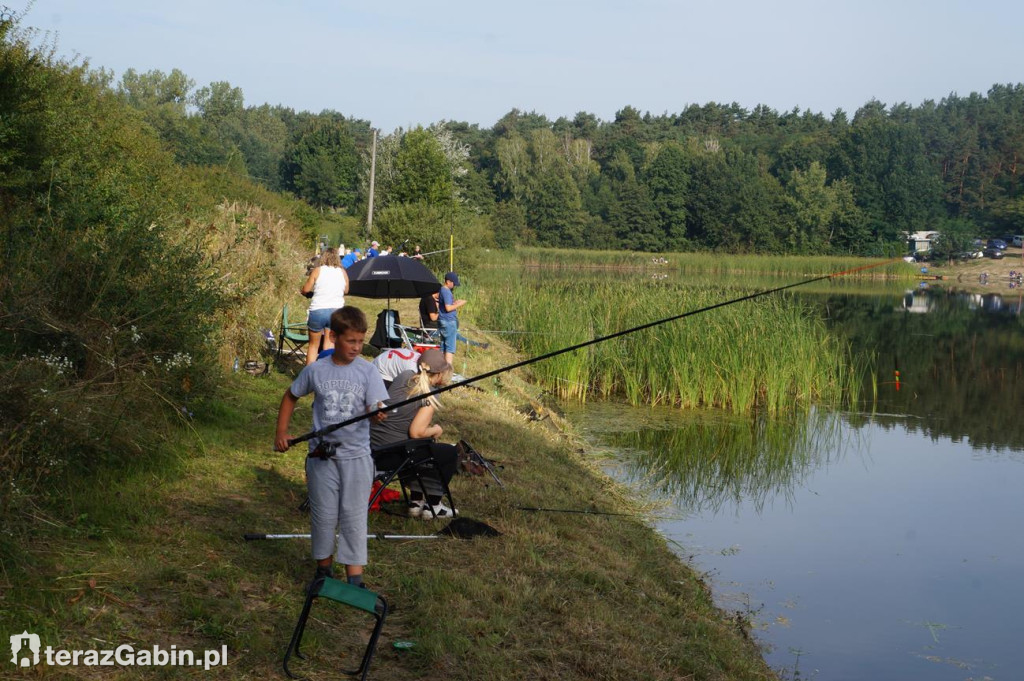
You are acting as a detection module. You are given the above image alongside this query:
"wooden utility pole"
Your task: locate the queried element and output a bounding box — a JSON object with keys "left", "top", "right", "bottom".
{"left": 366, "top": 128, "right": 377, "bottom": 239}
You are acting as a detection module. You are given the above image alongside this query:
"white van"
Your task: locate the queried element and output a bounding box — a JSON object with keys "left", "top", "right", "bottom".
{"left": 1013, "top": 235, "right": 1023, "bottom": 248}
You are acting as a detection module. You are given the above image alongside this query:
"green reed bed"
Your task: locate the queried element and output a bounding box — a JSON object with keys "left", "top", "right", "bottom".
{"left": 478, "top": 268, "right": 862, "bottom": 413}
{"left": 493, "top": 247, "right": 917, "bottom": 282}
{"left": 667, "top": 252, "right": 912, "bottom": 279}
{"left": 512, "top": 246, "right": 666, "bottom": 270}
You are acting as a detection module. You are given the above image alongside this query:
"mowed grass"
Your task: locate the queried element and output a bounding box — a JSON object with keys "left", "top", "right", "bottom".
{"left": 1, "top": 343, "right": 775, "bottom": 680}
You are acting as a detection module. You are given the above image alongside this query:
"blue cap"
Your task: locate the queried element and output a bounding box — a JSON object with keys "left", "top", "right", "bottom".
{"left": 444, "top": 271, "right": 460, "bottom": 286}
{"left": 354, "top": 248, "right": 362, "bottom": 253}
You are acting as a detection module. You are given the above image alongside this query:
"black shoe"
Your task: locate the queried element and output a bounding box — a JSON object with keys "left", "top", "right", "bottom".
{"left": 307, "top": 565, "right": 333, "bottom": 595}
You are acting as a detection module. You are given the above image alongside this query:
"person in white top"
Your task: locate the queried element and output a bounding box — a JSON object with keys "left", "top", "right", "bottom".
{"left": 300, "top": 248, "right": 349, "bottom": 365}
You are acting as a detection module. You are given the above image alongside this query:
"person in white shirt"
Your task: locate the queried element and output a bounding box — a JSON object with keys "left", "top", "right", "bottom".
{"left": 300, "top": 248, "right": 349, "bottom": 365}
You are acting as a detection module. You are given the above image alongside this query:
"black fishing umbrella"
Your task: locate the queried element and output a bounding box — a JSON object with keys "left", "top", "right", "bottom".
{"left": 346, "top": 255, "right": 441, "bottom": 301}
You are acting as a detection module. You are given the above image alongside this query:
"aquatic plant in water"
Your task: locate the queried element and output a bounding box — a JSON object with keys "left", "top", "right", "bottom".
{"left": 477, "top": 261, "right": 862, "bottom": 413}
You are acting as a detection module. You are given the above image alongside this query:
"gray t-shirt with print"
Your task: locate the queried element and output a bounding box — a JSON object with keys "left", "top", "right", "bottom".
{"left": 290, "top": 356, "right": 389, "bottom": 458}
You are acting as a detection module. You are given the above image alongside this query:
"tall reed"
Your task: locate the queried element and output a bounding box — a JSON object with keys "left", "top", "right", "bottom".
{"left": 493, "top": 246, "right": 917, "bottom": 281}
{"left": 477, "top": 260, "right": 861, "bottom": 413}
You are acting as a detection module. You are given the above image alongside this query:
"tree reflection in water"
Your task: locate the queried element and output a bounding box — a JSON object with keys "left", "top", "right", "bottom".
{"left": 580, "top": 286, "right": 1024, "bottom": 515}
{"left": 600, "top": 407, "right": 848, "bottom": 514}
{"left": 815, "top": 287, "right": 1024, "bottom": 450}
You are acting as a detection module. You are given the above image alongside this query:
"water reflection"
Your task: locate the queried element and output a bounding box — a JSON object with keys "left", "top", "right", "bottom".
{"left": 598, "top": 408, "right": 846, "bottom": 514}
{"left": 563, "top": 284, "right": 1024, "bottom": 680}
{"left": 801, "top": 287, "right": 1024, "bottom": 450}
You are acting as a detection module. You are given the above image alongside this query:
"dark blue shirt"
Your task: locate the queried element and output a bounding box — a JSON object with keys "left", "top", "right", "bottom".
{"left": 438, "top": 286, "right": 457, "bottom": 322}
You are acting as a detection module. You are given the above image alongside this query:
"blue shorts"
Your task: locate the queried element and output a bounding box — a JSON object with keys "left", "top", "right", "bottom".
{"left": 307, "top": 308, "right": 334, "bottom": 333}
{"left": 438, "top": 318, "right": 458, "bottom": 354}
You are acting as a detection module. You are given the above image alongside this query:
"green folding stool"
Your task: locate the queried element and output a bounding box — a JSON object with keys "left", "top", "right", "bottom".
{"left": 283, "top": 576, "right": 388, "bottom": 680}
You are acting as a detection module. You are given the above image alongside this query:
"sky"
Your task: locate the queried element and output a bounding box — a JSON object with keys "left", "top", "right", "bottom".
{"left": 16, "top": 0, "right": 1024, "bottom": 132}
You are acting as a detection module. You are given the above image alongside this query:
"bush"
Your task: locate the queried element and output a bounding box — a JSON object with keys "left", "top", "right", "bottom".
{"left": 0, "top": 17, "right": 227, "bottom": 505}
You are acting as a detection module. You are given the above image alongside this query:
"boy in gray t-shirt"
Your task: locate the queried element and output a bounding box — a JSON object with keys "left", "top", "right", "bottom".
{"left": 275, "top": 306, "right": 388, "bottom": 588}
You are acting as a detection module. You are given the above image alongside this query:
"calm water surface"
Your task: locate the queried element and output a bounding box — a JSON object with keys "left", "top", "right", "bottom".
{"left": 563, "top": 286, "right": 1024, "bottom": 681}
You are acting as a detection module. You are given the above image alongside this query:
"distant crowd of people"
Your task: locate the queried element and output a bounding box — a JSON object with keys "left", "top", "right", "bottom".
{"left": 309, "top": 240, "right": 427, "bottom": 272}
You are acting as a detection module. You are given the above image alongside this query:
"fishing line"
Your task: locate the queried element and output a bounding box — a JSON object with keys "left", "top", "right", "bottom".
{"left": 464, "top": 329, "right": 553, "bottom": 335}
{"left": 288, "top": 258, "right": 898, "bottom": 447}
{"left": 515, "top": 505, "right": 651, "bottom": 518}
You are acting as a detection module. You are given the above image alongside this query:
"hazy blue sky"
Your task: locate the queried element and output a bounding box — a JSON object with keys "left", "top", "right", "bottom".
{"left": 19, "top": 0, "right": 1024, "bottom": 131}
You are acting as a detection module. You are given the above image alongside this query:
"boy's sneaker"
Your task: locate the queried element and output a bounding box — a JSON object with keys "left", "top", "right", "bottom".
{"left": 421, "top": 502, "right": 458, "bottom": 519}
{"left": 406, "top": 500, "right": 426, "bottom": 518}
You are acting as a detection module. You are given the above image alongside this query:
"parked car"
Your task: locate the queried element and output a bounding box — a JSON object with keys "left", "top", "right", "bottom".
{"left": 986, "top": 239, "right": 1007, "bottom": 250}
{"left": 983, "top": 246, "right": 1005, "bottom": 259}
{"left": 1013, "top": 235, "right": 1024, "bottom": 248}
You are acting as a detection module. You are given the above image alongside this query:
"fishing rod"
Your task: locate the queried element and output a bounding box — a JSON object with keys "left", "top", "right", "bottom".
{"left": 245, "top": 517, "right": 500, "bottom": 541}
{"left": 420, "top": 246, "right": 462, "bottom": 258}
{"left": 246, "top": 532, "right": 439, "bottom": 541}
{"left": 287, "top": 259, "right": 898, "bottom": 447}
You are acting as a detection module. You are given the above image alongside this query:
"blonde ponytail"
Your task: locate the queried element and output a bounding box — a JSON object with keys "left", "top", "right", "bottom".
{"left": 402, "top": 365, "right": 451, "bottom": 409}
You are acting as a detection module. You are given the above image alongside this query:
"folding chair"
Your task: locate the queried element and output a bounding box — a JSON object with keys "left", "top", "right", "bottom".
{"left": 368, "top": 309, "right": 403, "bottom": 350}
{"left": 418, "top": 309, "right": 441, "bottom": 344}
{"left": 368, "top": 309, "right": 432, "bottom": 351}
{"left": 277, "top": 304, "right": 309, "bottom": 361}
{"left": 369, "top": 438, "right": 456, "bottom": 519}
{"left": 283, "top": 576, "right": 388, "bottom": 681}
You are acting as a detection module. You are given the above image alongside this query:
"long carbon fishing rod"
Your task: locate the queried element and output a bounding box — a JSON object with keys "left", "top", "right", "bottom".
{"left": 420, "top": 246, "right": 462, "bottom": 258}
{"left": 287, "top": 259, "right": 897, "bottom": 447}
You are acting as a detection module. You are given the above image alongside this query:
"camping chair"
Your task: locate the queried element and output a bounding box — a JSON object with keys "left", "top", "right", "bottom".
{"left": 277, "top": 304, "right": 309, "bottom": 362}
{"left": 369, "top": 438, "right": 457, "bottom": 519}
{"left": 418, "top": 309, "right": 441, "bottom": 343}
{"left": 368, "top": 309, "right": 404, "bottom": 350}
{"left": 297, "top": 438, "right": 455, "bottom": 517}
{"left": 368, "top": 309, "right": 430, "bottom": 351}
{"left": 282, "top": 576, "right": 387, "bottom": 681}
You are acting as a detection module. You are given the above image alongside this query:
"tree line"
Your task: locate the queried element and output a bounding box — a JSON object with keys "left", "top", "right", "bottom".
{"left": 110, "top": 66, "right": 1024, "bottom": 256}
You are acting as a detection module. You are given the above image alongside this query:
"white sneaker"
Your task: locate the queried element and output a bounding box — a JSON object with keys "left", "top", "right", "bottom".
{"left": 406, "top": 500, "right": 426, "bottom": 518}
{"left": 421, "top": 502, "right": 458, "bottom": 519}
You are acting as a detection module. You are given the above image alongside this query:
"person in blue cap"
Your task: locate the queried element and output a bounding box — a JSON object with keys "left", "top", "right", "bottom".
{"left": 438, "top": 272, "right": 466, "bottom": 366}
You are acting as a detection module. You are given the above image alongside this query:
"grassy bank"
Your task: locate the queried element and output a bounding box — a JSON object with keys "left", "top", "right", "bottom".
{"left": 1, "top": 342, "right": 776, "bottom": 680}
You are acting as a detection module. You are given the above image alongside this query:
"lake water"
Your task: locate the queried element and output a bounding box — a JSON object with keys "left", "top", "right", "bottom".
{"left": 563, "top": 285, "right": 1024, "bottom": 681}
